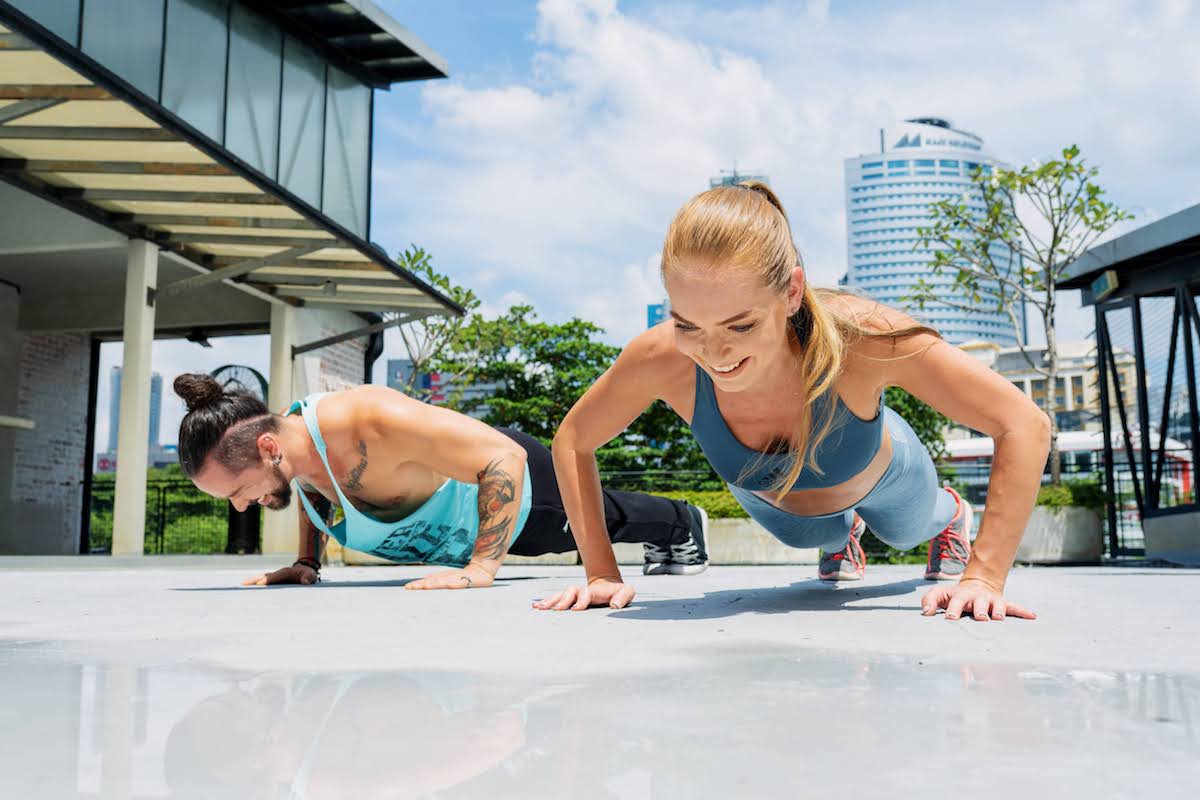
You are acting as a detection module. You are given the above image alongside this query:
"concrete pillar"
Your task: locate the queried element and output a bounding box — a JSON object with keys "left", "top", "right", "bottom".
{"left": 262, "top": 302, "right": 297, "bottom": 554}
{"left": 1065, "top": 373, "right": 1076, "bottom": 412}
{"left": 111, "top": 240, "right": 157, "bottom": 555}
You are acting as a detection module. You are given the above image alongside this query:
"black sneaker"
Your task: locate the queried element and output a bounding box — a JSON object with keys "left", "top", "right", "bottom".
{"left": 642, "top": 540, "right": 672, "bottom": 575}
{"left": 664, "top": 505, "right": 709, "bottom": 575}
{"left": 643, "top": 505, "right": 710, "bottom": 575}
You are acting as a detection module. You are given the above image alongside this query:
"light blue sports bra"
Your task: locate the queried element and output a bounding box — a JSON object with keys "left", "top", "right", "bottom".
{"left": 290, "top": 393, "right": 532, "bottom": 566}
{"left": 689, "top": 366, "right": 885, "bottom": 491}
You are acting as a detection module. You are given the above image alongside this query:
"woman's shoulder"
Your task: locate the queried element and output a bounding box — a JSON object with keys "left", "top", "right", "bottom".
{"left": 619, "top": 323, "right": 695, "bottom": 377}
{"left": 817, "top": 290, "right": 943, "bottom": 381}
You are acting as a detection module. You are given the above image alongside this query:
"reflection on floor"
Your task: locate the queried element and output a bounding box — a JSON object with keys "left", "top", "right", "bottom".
{"left": 0, "top": 562, "right": 1197, "bottom": 797}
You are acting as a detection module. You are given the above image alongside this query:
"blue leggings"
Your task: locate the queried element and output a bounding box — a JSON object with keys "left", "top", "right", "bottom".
{"left": 728, "top": 408, "right": 958, "bottom": 552}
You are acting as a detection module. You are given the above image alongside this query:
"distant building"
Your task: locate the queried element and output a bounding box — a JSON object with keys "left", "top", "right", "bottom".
{"left": 710, "top": 169, "right": 769, "bottom": 189}
{"left": 108, "top": 368, "right": 162, "bottom": 450}
{"left": 843, "top": 117, "right": 1025, "bottom": 345}
{"left": 386, "top": 358, "right": 499, "bottom": 420}
{"left": 958, "top": 340, "right": 1136, "bottom": 433}
{"left": 647, "top": 303, "right": 668, "bottom": 328}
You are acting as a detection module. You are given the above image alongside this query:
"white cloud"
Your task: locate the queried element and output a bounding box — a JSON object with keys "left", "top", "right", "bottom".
{"left": 371, "top": 0, "right": 1200, "bottom": 351}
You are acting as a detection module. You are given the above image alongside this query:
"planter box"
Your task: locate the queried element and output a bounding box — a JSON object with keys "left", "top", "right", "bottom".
{"left": 1142, "top": 511, "right": 1200, "bottom": 566}
{"left": 337, "top": 518, "right": 820, "bottom": 567}
{"left": 1014, "top": 505, "right": 1103, "bottom": 565}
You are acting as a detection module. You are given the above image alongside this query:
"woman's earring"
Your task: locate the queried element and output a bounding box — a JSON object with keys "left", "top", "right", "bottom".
{"left": 273, "top": 454, "right": 282, "bottom": 466}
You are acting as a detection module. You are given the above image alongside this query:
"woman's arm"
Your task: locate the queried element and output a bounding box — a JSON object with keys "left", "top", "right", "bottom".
{"left": 882, "top": 332, "right": 1049, "bottom": 618}
{"left": 536, "top": 333, "right": 688, "bottom": 611}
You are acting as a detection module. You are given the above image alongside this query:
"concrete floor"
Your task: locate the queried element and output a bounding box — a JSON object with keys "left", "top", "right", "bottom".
{"left": 0, "top": 559, "right": 1197, "bottom": 798}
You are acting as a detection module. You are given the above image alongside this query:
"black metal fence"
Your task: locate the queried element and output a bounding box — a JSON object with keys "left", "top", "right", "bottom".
{"left": 88, "top": 479, "right": 244, "bottom": 554}
{"left": 87, "top": 453, "right": 1170, "bottom": 558}
{"left": 603, "top": 459, "right": 1144, "bottom": 558}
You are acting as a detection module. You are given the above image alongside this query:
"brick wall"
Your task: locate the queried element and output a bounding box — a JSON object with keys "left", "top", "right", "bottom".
{"left": 11, "top": 333, "right": 90, "bottom": 552}
{"left": 317, "top": 334, "right": 365, "bottom": 392}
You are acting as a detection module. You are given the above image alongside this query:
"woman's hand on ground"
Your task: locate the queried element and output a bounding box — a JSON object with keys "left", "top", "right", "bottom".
{"left": 532, "top": 578, "right": 635, "bottom": 611}
{"left": 406, "top": 563, "right": 495, "bottom": 590}
{"left": 921, "top": 578, "right": 1036, "bottom": 621}
{"left": 241, "top": 564, "right": 318, "bottom": 586}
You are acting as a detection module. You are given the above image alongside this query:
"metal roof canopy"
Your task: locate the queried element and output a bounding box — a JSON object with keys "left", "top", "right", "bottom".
{"left": 1060, "top": 203, "right": 1200, "bottom": 304}
{"left": 245, "top": 0, "right": 450, "bottom": 86}
{"left": 0, "top": 12, "right": 464, "bottom": 327}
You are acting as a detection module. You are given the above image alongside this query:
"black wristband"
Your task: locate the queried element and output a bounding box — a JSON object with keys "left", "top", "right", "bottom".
{"left": 293, "top": 557, "right": 321, "bottom": 573}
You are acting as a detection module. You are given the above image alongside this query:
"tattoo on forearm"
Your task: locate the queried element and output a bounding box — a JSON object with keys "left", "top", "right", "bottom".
{"left": 474, "top": 456, "right": 517, "bottom": 562}
{"left": 345, "top": 440, "right": 368, "bottom": 491}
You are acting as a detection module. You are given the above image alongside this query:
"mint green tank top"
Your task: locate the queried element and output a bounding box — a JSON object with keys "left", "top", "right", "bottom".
{"left": 289, "top": 394, "right": 532, "bottom": 567}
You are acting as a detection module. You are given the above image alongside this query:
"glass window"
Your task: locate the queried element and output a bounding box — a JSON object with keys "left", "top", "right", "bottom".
{"left": 915, "top": 159, "right": 934, "bottom": 166}
{"left": 887, "top": 160, "right": 908, "bottom": 168}
{"left": 226, "top": 3, "right": 282, "bottom": 177}
{"left": 81, "top": 0, "right": 165, "bottom": 98}
{"left": 279, "top": 36, "right": 326, "bottom": 208}
{"left": 939, "top": 160, "right": 959, "bottom": 168}
{"left": 322, "top": 65, "right": 371, "bottom": 235}
{"left": 862, "top": 173, "right": 882, "bottom": 180}
{"left": 7, "top": 0, "right": 80, "bottom": 44}
{"left": 162, "top": 0, "right": 229, "bottom": 141}
{"left": 862, "top": 161, "right": 883, "bottom": 169}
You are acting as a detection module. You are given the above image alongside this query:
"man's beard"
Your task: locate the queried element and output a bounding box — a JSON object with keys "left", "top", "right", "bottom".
{"left": 258, "top": 465, "right": 293, "bottom": 509}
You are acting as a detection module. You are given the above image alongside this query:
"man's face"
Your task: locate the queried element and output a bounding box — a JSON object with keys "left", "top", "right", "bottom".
{"left": 194, "top": 458, "right": 292, "bottom": 513}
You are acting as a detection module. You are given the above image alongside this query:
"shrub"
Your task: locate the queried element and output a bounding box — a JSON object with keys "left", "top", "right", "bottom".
{"left": 650, "top": 490, "right": 748, "bottom": 519}
{"left": 1037, "top": 477, "right": 1106, "bottom": 510}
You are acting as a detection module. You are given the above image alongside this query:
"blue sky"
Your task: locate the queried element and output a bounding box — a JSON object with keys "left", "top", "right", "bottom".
{"left": 104, "top": 0, "right": 1200, "bottom": 448}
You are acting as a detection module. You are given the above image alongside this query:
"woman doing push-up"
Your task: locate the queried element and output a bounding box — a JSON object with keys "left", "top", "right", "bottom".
{"left": 537, "top": 181, "right": 1048, "bottom": 621}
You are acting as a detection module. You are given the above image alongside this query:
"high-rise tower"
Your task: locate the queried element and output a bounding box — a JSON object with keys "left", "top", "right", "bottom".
{"left": 842, "top": 118, "right": 1024, "bottom": 345}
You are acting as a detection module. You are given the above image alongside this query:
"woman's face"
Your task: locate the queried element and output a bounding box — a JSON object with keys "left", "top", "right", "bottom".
{"left": 664, "top": 265, "right": 803, "bottom": 394}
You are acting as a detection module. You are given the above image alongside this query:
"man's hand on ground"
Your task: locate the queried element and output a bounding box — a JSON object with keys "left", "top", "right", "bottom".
{"left": 532, "top": 577, "right": 635, "bottom": 611}
{"left": 406, "top": 562, "right": 495, "bottom": 590}
{"left": 242, "top": 564, "right": 318, "bottom": 586}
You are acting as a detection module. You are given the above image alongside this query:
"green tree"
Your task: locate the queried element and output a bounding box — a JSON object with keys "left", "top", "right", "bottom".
{"left": 391, "top": 245, "right": 480, "bottom": 399}
{"left": 433, "top": 305, "right": 716, "bottom": 483}
{"left": 910, "top": 145, "right": 1131, "bottom": 484}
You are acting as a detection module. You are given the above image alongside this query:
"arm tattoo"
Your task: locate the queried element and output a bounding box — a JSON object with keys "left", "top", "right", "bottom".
{"left": 473, "top": 456, "right": 517, "bottom": 562}
{"left": 344, "top": 440, "right": 368, "bottom": 491}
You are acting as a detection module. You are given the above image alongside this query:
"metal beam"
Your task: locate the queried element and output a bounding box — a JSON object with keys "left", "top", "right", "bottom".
{"left": 270, "top": 283, "right": 430, "bottom": 299}
{"left": 161, "top": 244, "right": 326, "bottom": 297}
{"left": 0, "top": 85, "right": 112, "bottom": 100}
{"left": 0, "top": 159, "right": 231, "bottom": 176}
{"left": 252, "top": 266, "right": 402, "bottom": 282}
{"left": 292, "top": 311, "right": 435, "bottom": 357}
{"left": 131, "top": 214, "right": 309, "bottom": 228}
{"left": 82, "top": 188, "right": 281, "bottom": 204}
{"left": 279, "top": 295, "right": 450, "bottom": 313}
{"left": 0, "top": 98, "right": 64, "bottom": 124}
{"left": 0, "top": 33, "right": 33, "bottom": 51}
{"left": 0, "top": 126, "right": 178, "bottom": 141}
{"left": 165, "top": 232, "right": 336, "bottom": 248}
{"left": 220, "top": 258, "right": 373, "bottom": 270}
